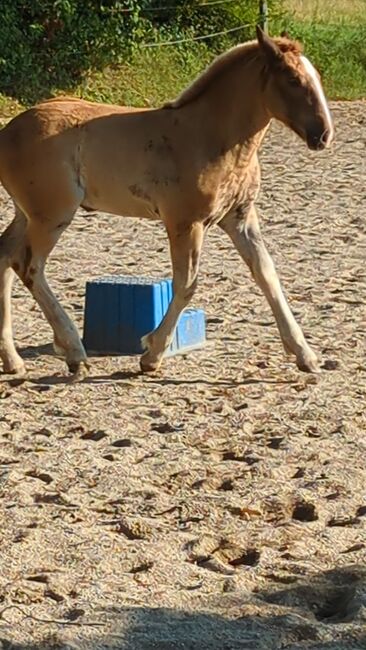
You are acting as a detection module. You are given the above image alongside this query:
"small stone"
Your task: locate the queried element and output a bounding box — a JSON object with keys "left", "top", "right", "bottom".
{"left": 223, "top": 578, "right": 237, "bottom": 592}
{"left": 292, "top": 467, "right": 305, "bottom": 479}
{"left": 267, "top": 437, "right": 284, "bottom": 449}
{"left": 44, "top": 589, "right": 65, "bottom": 602}
{"left": 328, "top": 516, "right": 360, "bottom": 527}
{"left": 292, "top": 500, "right": 318, "bottom": 522}
{"left": 322, "top": 359, "right": 339, "bottom": 371}
{"left": 341, "top": 543, "right": 365, "bottom": 554}
{"left": 198, "top": 557, "right": 235, "bottom": 575}
{"left": 111, "top": 438, "right": 132, "bottom": 448}
{"left": 65, "top": 608, "right": 85, "bottom": 621}
{"left": 219, "top": 479, "right": 235, "bottom": 491}
{"left": 81, "top": 429, "right": 107, "bottom": 441}
{"left": 229, "top": 548, "right": 260, "bottom": 567}
{"left": 115, "top": 519, "right": 151, "bottom": 539}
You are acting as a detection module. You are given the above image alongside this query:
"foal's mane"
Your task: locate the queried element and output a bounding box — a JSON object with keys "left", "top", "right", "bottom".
{"left": 165, "top": 37, "right": 302, "bottom": 109}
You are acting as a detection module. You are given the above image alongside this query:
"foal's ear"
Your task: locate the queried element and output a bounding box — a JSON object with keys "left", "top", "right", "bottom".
{"left": 256, "top": 25, "right": 284, "bottom": 66}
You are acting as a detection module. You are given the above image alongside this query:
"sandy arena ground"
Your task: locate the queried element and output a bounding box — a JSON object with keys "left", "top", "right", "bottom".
{"left": 0, "top": 101, "right": 365, "bottom": 649}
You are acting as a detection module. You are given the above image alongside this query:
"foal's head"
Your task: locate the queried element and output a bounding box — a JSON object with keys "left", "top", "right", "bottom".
{"left": 257, "top": 26, "right": 333, "bottom": 150}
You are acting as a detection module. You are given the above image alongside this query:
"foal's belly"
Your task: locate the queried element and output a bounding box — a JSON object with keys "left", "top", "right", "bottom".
{"left": 82, "top": 183, "right": 162, "bottom": 221}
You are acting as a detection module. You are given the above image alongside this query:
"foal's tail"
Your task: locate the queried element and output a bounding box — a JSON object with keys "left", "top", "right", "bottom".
{"left": 0, "top": 118, "right": 14, "bottom": 195}
{"left": 0, "top": 110, "right": 31, "bottom": 207}
{"left": 0, "top": 121, "right": 7, "bottom": 188}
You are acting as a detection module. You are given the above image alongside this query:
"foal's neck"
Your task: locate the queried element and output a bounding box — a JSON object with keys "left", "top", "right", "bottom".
{"left": 183, "top": 55, "right": 270, "bottom": 160}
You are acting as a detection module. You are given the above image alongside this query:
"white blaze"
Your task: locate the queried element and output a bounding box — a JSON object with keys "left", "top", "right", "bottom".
{"left": 300, "top": 55, "right": 334, "bottom": 144}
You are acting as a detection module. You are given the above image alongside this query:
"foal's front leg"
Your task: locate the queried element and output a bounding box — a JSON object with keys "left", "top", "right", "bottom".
{"left": 140, "top": 221, "right": 204, "bottom": 372}
{"left": 219, "top": 204, "right": 320, "bottom": 372}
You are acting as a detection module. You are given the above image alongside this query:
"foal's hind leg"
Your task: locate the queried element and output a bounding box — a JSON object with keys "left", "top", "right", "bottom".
{"left": 12, "top": 207, "right": 88, "bottom": 378}
{"left": 219, "top": 204, "right": 320, "bottom": 373}
{"left": 0, "top": 267, "right": 25, "bottom": 374}
{"left": 0, "top": 212, "right": 27, "bottom": 374}
{"left": 140, "top": 221, "right": 204, "bottom": 372}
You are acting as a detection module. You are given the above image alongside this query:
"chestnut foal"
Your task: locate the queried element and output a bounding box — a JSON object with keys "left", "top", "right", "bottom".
{"left": 0, "top": 27, "right": 333, "bottom": 379}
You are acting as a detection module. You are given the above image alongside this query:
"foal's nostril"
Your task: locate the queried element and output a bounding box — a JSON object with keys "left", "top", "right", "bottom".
{"left": 307, "top": 127, "right": 332, "bottom": 151}
{"left": 321, "top": 128, "right": 332, "bottom": 146}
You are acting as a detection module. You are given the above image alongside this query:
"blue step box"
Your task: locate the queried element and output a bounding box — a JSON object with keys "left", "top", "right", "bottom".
{"left": 83, "top": 275, "right": 206, "bottom": 356}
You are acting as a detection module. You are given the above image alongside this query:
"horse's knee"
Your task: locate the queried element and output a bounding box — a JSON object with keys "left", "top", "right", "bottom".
{"left": 175, "top": 278, "right": 198, "bottom": 303}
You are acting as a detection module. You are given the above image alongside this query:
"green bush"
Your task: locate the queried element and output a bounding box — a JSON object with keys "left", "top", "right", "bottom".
{"left": 0, "top": 1, "right": 143, "bottom": 103}
{"left": 0, "top": 0, "right": 283, "bottom": 104}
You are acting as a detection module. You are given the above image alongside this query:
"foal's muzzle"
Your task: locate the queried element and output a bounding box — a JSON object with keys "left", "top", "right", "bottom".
{"left": 306, "top": 127, "right": 333, "bottom": 151}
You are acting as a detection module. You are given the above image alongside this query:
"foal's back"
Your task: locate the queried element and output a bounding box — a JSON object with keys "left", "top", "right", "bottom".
{"left": 0, "top": 97, "right": 184, "bottom": 221}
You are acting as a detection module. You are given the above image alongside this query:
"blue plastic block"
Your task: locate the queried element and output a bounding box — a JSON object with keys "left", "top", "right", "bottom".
{"left": 167, "top": 308, "right": 206, "bottom": 356}
{"left": 83, "top": 275, "right": 206, "bottom": 356}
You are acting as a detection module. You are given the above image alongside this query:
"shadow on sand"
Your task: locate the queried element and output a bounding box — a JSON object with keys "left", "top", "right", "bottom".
{"left": 1, "top": 566, "right": 365, "bottom": 649}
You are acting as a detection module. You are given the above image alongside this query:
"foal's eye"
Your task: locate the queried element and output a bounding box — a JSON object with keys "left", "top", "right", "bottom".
{"left": 288, "top": 76, "right": 301, "bottom": 88}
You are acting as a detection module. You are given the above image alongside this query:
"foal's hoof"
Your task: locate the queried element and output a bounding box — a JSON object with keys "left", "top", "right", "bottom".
{"left": 296, "top": 352, "right": 321, "bottom": 374}
{"left": 139, "top": 355, "right": 162, "bottom": 373}
{"left": 67, "top": 359, "right": 90, "bottom": 382}
{"left": 2, "top": 360, "right": 26, "bottom": 376}
{"left": 140, "top": 333, "right": 163, "bottom": 373}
